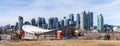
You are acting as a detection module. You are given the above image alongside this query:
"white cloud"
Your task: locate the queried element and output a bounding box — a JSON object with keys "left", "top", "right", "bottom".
{"left": 0, "top": 0, "right": 120, "bottom": 26}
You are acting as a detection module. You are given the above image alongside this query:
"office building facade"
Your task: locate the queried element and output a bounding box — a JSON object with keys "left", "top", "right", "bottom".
{"left": 59, "top": 19, "right": 64, "bottom": 27}
{"left": 87, "top": 11, "right": 93, "bottom": 30}
{"left": 37, "top": 17, "right": 42, "bottom": 27}
{"left": 76, "top": 13, "right": 80, "bottom": 30}
{"left": 64, "top": 19, "right": 70, "bottom": 26}
{"left": 69, "top": 14, "right": 74, "bottom": 24}
{"left": 53, "top": 17, "right": 59, "bottom": 29}
{"left": 41, "top": 17, "right": 47, "bottom": 29}
{"left": 80, "top": 11, "right": 88, "bottom": 30}
{"left": 97, "top": 14, "right": 104, "bottom": 31}
{"left": 79, "top": 11, "right": 94, "bottom": 30}
{"left": 48, "top": 17, "right": 54, "bottom": 29}
{"left": 18, "top": 16, "right": 23, "bottom": 31}
{"left": 31, "top": 18, "right": 36, "bottom": 26}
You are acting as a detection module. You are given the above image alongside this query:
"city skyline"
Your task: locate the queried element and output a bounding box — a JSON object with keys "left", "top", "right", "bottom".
{"left": 0, "top": 0, "right": 120, "bottom": 26}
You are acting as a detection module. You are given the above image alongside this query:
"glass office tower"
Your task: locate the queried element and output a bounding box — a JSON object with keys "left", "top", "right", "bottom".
{"left": 97, "top": 14, "right": 104, "bottom": 31}
{"left": 18, "top": 16, "right": 23, "bottom": 31}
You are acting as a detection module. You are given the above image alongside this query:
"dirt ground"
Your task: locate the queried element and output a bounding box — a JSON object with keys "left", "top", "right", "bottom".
{"left": 0, "top": 40, "right": 120, "bottom": 46}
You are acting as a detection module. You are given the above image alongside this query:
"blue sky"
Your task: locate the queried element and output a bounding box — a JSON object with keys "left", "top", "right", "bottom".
{"left": 0, "top": 0, "right": 120, "bottom": 26}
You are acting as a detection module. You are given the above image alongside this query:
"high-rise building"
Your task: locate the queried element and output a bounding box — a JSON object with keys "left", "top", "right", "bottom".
{"left": 76, "top": 13, "right": 80, "bottom": 30}
{"left": 41, "top": 17, "right": 47, "bottom": 29}
{"left": 41, "top": 17, "right": 46, "bottom": 24}
{"left": 87, "top": 11, "right": 93, "bottom": 30}
{"left": 89, "top": 12, "right": 93, "bottom": 28}
{"left": 48, "top": 17, "right": 54, "bottom": 29}
{"left": 37, "top": 17, "right": 42, "bottom": 27}
{"left": 53, "top": 17, "right": 59, "bottom": 29}
{"left": 47, "top": 17, "right": 59, "bottom": 29}
{"left": 63, "top": 16, "right": 70, "bottom": 26}
{"left": 97, "top": 14, "right": 104, "bottom": 31}
{"left": 69, "top": 14, "right": 74, "bottom": 24}
{"left": 18, "top": 16, "right": 23, "bottom": 31}
{"left": 59, "top": 19, "right": 64, "bottom": 27}
{"left": 31, "top": 18, "right": 36, "bottom": 26}
{"left": 64, "top": 19, "right": 70, "bottom": 26}
{"left": 80, "top": 11, "right": 88, "bottom": 30}
{"left": 79, "top": 11, "right": 94, "bottom": 30}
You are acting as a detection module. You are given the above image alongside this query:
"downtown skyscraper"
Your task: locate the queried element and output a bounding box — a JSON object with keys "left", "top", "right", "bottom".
{"left": 31, "top": 18, "right": 36, "bottom": 26}
{"left": 97, "top": 14, "right": 104, "bottom": 31}
{"left": 76, "top": 13, "right": 80, "bottom": 30}
{"left": 80, "top": 11, "right": 93, "bottom": 30}
{"left": 48, "top": 17, "right": 59, "bottom": 29}
{"left": 80, "top": 11, "right": 87, "bottom": 30}
{"left": 69, "top": 14, "right": 74, "bottom": 24}
{"left": 18, "top": 16, "right": 23, "bottom": 31}
{"left": 48, "top": 17, "right": 53, "bottom": 29}
{"left": 37, "top": 17, "right": 42, "bottom": 27}
{"left": 53, "top": 17, "right": 59, "bottom": 29}
{"left": 16, "top": 11, "right": 94, "bottom": 31}
{"left": 41, "top": 17, "right": 47, "bottom": 29}
{"left": 87, "top": 11, "right": 93, "bottom": 30}
{"left": 59, "top": 19, "right": 64, "bottom": 27}
{"left": 36, "top": 17, "right": 47, "bottom": 28}
{"left": 64, "top": 19, "right": 70, "bottom": 26}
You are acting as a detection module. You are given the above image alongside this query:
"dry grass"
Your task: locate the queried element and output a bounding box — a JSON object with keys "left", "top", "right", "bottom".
{"left": 0, "top": 40, "right": 120, "bottom": 46}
